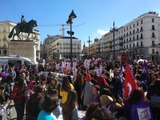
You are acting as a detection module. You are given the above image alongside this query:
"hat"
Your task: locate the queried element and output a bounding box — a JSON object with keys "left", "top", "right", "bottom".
{"left": 100, "top": 95, "right": 113, "bottom": 105}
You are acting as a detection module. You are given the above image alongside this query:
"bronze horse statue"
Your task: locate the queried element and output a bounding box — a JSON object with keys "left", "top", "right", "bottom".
{"left": 8, "top": 19, "right": 37, "bottom": 40}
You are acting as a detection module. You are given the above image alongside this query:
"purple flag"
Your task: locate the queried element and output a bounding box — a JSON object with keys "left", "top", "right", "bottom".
{"left": 116, "top": 66, "right": 124, "bottom": 83}
{"left": 141, "top": 62, "right": 150, "bottom": 81}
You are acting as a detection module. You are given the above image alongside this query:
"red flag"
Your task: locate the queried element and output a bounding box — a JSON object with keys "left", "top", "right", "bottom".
{"left": 124, "top": 64, "right": 138, "bottom": 99}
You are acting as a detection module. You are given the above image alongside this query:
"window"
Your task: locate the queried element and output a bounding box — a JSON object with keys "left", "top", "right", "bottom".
{"left": 137, "top": 35, "right": 139, "bottom": 40}
{"left": 133, "top": 24, "right": 135, "bottom": 28}
{"left": 137, "top": 42, "right": 139, "bottom": 47}
{"left": 152, "top": 25, "right": 155, "bottom": 30}
{"left": 152, "top": 32, "right": 155, "bottom": 38}
{"left": 133, "top": 36, "right": 135, "bottom": 41}
{"left": 152, "top": 41, "right": 155, "bottom": 46}
{"left": 3, "top": 50, "right": 7, "bottom": 55}
{"left": 133, "top": 43, "right": 135, "bottom": 47}
{"left": 137, "top": 22, "right": 139, "bottom": 26}
{"left": 152, "top": 18, "right": 154, "bottom": 22}
{"left": 130, "top": 31, "right": 131, "bottom": 35}
{"left": 137, "top": 28, "right": 139, "bottom": 33}
{"left": 133, "top": 30, "right": 135, "bottom": 34}
{"left": 152, "top": 49, "right": 155, "bottom": 54}
{"left": 141, "top": 20, "right": 143, "bottom": 24}
{"left": 140, "top": 27, "right": 143, "bottom": 32}
{"left": 130, "top": 37, "right": 131, "bottom": 41}
{"left": 141, "top": 41, "right": 143, "bottom": 46}
{"left": 140, "top": 34, "right": 143, "bottom": 39}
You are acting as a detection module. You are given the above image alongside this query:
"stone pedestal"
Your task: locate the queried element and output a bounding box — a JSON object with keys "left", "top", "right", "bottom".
{"left": 8, "top": 40, "right": 37, "bottom": 64}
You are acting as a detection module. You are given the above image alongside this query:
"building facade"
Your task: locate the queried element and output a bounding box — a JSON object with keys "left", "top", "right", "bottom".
{"left": 42, "top": 35, "right": 81, "bottom": 60}
{"left": 83, "top": 12, "right": 160, "bottom": 61}
{"left": 0, "top": 21, "right": 40, "bottom": 63}
{"left": 41, "top": 35, "right": 62, "bottom": 59}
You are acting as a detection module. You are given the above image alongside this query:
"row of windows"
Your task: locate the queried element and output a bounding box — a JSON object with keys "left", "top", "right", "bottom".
{"left": 123, "top": 41, "right": 143, "bottom": 49}
{"left": 57, "top": 43, "right": 80, "bottom": 46}
{"left": 59, "top": 47, "right": 80, "bottom": 49}
{"left": 119, "top": 18, "right": 155, "bottom": 33}
{"left": 114, "top": 32, "right": 156, "bottom": 45}
{"left": 123, "top": 34, "right": 144, "bottom": 43}
{"left": 117, "top": 24, "right": 155, "bottom": 37}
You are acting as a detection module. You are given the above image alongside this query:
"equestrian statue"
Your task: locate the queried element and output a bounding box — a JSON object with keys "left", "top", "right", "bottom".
{"left": 8, "top": 15, "right": 38, "bottom": 40}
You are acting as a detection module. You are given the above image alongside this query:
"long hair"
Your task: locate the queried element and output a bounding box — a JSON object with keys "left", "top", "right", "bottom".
{"left": 62, "top": 90, "right": 77, "bottom": 120}
{"left": 61, "top": 76, "right": 71, "bottom": 92}
{"left": 75, "top": 73, "right": 84, "bottom": 86}
{"left": 42, "top": 95, "right": 58, "bottom": 114}
{"left": 127, "top": 89, "right": 145, "bottom": 104}
{"left": 85, "top": 102, "right": 100, "bottom": 120}
{"left": 49, "top": 75, "right": 58, "bottom": 89}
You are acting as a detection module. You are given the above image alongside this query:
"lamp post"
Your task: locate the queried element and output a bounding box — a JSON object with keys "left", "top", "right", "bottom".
{"left": 87, "top": 36, "right": 91, "bottom": 57}
{"left": 110, "top": 22, "right": 117, "bottom": 60}
{"left": 66, "top": 10, "right": 77, "bottom": 68}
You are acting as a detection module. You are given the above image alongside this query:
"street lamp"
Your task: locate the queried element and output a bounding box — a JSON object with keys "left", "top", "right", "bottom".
{"left": 66, "top": 10, "right": 77, "bottom": 68}
{"left": 110, "top": 21, "right": 117, "bottom": 60}
{"left": 87, "top": 36, "right": 92, "bottom": 57}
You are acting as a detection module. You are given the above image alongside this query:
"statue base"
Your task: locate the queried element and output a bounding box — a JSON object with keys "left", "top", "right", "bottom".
{"left": 8, "top": 40, "right": 37, "bottom": 64}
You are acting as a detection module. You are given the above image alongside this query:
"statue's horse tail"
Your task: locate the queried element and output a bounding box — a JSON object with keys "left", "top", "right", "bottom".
{"left": 8, "top": 27, "right": 14, "bottom": 38}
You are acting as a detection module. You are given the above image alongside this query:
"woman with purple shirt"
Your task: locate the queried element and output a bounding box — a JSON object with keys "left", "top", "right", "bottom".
{"left": 124, "top": 89, "right": 153, "bottom": 120}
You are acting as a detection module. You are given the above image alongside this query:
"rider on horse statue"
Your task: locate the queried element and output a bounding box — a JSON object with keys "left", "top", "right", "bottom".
{"left": 8, "top": 16, "right": 37, "bottom": 40}
{"left": 21, "top": 15, "right": 26, "bottom": 31}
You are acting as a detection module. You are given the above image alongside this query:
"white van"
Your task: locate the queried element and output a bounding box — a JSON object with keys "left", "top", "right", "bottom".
{"left": 0, "top": 55, "right": 36, "bottom": 66}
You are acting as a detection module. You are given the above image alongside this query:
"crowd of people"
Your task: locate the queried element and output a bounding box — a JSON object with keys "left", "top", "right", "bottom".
{"left": 0, "top": 58, "right": 159, "bottom": 120}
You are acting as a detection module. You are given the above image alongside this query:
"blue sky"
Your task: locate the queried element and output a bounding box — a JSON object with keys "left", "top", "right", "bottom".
{"left": 1, "top": 0, "right": 160, "bottom": 45}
